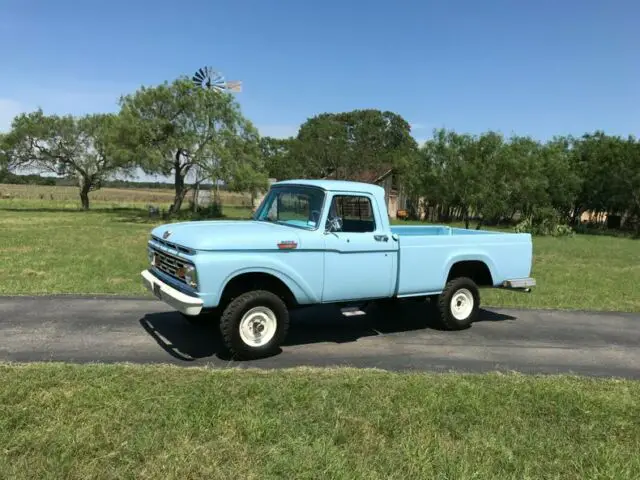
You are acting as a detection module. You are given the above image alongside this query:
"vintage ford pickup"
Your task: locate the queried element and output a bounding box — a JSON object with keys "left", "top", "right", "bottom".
{"left": 142, "top": 179, "right": 535, "bottom": 359}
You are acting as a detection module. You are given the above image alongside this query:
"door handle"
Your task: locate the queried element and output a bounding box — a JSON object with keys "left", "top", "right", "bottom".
{"left": 374, "top": 234, "right": 389, "bottom": 242}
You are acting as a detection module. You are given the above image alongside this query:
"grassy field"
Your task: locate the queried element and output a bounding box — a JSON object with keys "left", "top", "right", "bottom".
{"left": 1, "top": 196, "right": 639, "bottom": 311}
{"left": 1, "top": 363, "right": 638, "bottom": 479}
{"left": 0, "top": 183, "right": 253, "bottom": 206}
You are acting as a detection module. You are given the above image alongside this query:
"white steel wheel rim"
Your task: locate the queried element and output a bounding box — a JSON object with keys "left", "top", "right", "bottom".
{"left": 450, "top": 288, "right": 474, "bottom": 320}
{"left": 238, "top": 306, "right": 278, "bottom": 347}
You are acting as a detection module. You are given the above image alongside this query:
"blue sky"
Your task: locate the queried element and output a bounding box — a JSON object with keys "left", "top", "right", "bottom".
{"left": 1, "top": 0, "right": 638, "bottom": 148}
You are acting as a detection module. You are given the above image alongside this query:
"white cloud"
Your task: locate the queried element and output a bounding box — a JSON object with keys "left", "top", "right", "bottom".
{"left": 0, "top": 99, "right": 25, "bottom": 132}
{"left": 257, "top": 124, "right": 299, "bottom": 139}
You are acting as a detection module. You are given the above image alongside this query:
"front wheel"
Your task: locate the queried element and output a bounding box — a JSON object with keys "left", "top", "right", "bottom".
{"left": 219, "top": 290, "right": 290, "bottom": 360}
{"left": 436, "top": 277, "right": 480, "bottom": 330}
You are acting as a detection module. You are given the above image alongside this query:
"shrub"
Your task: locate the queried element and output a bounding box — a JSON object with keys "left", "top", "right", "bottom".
{"left": 515, "top": 208, "right": 574, "bottom": 237}
{"left": 184, "top": 200, "right": 224, "bottom": 220}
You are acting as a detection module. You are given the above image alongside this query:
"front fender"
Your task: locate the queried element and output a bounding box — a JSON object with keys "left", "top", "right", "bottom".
{"left": 196, "top": 251, "right": 323, "bottom": 308}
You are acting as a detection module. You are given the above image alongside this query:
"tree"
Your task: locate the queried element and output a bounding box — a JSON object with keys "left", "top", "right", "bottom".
{"left": 412, "top": 128, "right": 489, "bottom": 227}
{"left": 1, "top": 109, "right": 130, "bottom": 209}
{"left": 569, "top": 131, "right": 640, "bottom": 225}
{"left": 540, "top": 136, "right": 582, "bottom": 221}
{"left": 116, "top": 77, "right": 263, "bottom": 214}
{"left": 293, "top": 109, "right": 418, "bottom": 180}
{"left": 223, "top": 130, "right": 269, "bottom": 208}
{"left": 259, "top": 136, "right": 303, "bottom": 180}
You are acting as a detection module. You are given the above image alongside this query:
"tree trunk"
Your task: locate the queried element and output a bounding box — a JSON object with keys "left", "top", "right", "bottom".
{"left": 170, "top": 157, "right": 187, "bottom": 214}
{"left": 80, "top": 188, "right": 90, "bottom": 210}
{"left": 464, "top": 206, "right": 470, "bottom": 229}
{"left": 171, "top": 175, "right": 186, "bottom": 214}
{"left": 78, "top": 176, "right": 91, "bottom": 210}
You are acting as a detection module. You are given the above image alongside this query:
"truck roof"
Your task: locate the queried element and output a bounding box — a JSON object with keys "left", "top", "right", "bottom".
{"left": 273, "top": 179, "right": 385, "bottom": 194}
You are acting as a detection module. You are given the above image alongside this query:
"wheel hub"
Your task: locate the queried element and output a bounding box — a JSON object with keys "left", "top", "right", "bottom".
{"left": 450, "top": 288, "right": 474, "bottom": 320}
{"left": 239, "top": 306, "right": 277, "bottom": 347}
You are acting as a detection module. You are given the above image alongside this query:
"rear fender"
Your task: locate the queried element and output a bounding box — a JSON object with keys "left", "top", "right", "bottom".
{"left": 442, "top": 253, "right": 499, "bottom": 287}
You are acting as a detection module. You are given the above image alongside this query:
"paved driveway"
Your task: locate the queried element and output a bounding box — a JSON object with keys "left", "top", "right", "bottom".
{"left": 1, "top": 296, "right": 638, "bottom": 378}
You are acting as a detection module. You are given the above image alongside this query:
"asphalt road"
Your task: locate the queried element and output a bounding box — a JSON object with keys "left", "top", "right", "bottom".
{"left": 1, "top": 295, "right": 638, "bottom": 378}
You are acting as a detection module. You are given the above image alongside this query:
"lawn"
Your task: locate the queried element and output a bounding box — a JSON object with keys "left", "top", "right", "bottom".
{"left": 1, "top": 363, "right": 638, "bottom": 479}
{"left": 1, "top": 198, "right": 638, "bottom": 311}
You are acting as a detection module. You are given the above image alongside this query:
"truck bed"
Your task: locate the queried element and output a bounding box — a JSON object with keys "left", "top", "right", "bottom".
{"left": 391, "top": 225, "right": 498, "bottom": 236}
{"left": 390, "top": 225, "right": 533, "bottom": 297}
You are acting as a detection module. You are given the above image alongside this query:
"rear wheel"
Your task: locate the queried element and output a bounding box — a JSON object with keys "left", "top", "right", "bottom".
{"left": 219, "top": 290, "right": 290, "bottom": 360}
{"left": 436, "top": 277, "right": 480, "bottom": 330}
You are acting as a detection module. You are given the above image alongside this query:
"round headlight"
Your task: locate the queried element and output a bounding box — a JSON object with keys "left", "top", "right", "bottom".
{"left": 184, "top": 265, "right": 197, "bottom": 287}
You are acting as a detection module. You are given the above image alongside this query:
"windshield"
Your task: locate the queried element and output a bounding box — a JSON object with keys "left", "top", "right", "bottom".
{"left": 253, "top": 185, "right": 326, "bottom": 230}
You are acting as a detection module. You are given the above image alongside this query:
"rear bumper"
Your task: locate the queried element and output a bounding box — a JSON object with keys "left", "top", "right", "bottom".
{"left": 500, "top": 277, "right": 536, "bottom": 292}
{"left": 141, "top": 269, "right": 203, "bottom": 316}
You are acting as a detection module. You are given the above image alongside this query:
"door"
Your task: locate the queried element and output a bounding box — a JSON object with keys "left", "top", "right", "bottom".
{"left": 322, "top": 193, "right": 397, "bottom": 302}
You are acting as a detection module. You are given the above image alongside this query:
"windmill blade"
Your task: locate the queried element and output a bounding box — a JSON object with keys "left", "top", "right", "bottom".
{"left": 210, "top": 71, "right": 225, "bottom": 86}
{"left": 192, "top": 70, "right": 206, "bottom": 86}
{"left": 193, "top": 67, "right": 207, "bottom": 82}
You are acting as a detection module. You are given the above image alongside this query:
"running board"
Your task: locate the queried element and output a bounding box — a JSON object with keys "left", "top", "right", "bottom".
{"left": 340, "top": 306, "right": 367, "bottom": 317}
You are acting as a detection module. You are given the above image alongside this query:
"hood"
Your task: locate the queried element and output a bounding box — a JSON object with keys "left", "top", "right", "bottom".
{"left": 150, "top": 220, "right": 304, "bottom": 251}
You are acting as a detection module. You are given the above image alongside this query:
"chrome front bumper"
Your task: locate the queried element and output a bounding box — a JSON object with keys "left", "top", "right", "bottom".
{"left": 141, "top": 269, "right": 203, "bottom": 316}
{"left": 500, "top": 277, "right": 536, "bottom": 292}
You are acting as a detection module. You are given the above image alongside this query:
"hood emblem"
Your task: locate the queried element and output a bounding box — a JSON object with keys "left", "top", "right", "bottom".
{"left": 277, "top": 240, "right": 298, "bottom": 250}
{"left": 162, "top": 230, "right": 172, "bottom": 239}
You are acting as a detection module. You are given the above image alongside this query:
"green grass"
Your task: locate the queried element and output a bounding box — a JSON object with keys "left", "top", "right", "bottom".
{"left": 481, "top": 233, "right": 640, "bottom": 311}
{"left": 1, "top": 199, "right": 639, "bottom": 311}
{"left": 1, "top": 363, "right": 638, "bottom": 479}
{"left": 0, "top": 200, "right": 251, "bottom": 296}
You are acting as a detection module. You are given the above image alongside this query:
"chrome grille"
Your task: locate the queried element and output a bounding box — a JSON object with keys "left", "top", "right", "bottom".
{"left": 151, "top": 235, "right": 195, "bottom": 255}
{"left": 151, "top": 248, "right": 189, "bottom": 284}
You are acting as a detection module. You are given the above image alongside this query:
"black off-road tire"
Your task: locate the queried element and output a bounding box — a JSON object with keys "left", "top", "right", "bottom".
{"left": 436, "top": 277, "right": 480, "bottom": 330}
{"left": 219, "top": 290, "right": 290, "bottom": 360}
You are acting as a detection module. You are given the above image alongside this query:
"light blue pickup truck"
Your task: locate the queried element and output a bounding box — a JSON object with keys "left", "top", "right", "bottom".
{"left": 142, "top": 179, "right": 535, "bottom": 359}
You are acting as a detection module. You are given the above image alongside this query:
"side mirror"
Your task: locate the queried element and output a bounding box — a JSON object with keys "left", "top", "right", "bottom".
{"left": 325, "top": 216, "right": 342, "bottom": 233}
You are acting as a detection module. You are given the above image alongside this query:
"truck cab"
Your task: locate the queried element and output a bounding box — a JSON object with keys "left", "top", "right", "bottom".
{"left": 141, "top": 179, "right": 535, "bottom": 359}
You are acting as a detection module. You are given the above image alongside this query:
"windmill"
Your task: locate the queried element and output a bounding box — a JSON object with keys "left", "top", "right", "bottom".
{"left": 190, "top": 66, "right": 242, "bottom": 210}
{"left": 191, "top": 66, "right": 242, "bottom": 93}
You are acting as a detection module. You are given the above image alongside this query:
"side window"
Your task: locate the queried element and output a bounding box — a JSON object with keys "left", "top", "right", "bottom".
{"left": 327, "top": 195, "right": 376, "bottom": 233}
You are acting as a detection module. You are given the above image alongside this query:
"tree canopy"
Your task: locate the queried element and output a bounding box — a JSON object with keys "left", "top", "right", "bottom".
{"left": 0, "top": 109, "right": 131, "bottom": 209}
{"left": 291, "top": 109, "right": 419, "bottom": 180}
{"left": 116, "top": 77, "right": 265, "bottom": 212}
